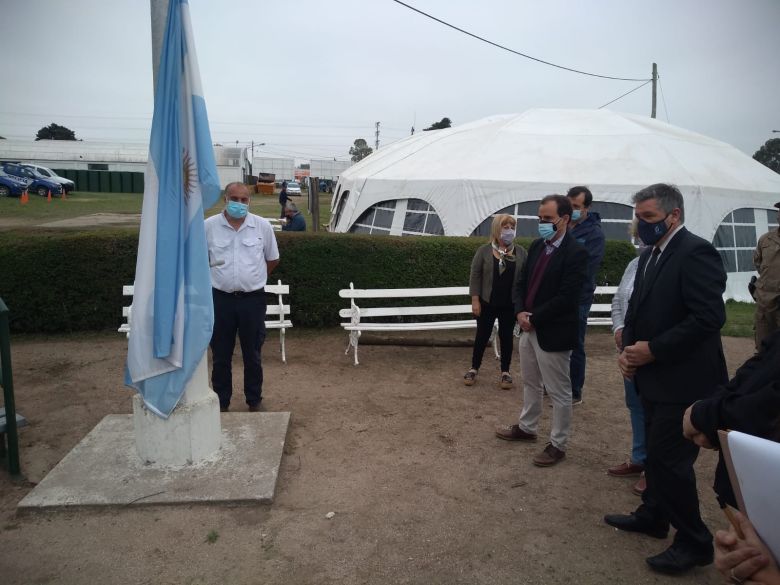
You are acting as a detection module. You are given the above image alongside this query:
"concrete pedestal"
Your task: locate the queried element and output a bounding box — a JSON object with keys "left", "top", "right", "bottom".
{"left": 132, "top": 355, "right": 221, "bottom": 467}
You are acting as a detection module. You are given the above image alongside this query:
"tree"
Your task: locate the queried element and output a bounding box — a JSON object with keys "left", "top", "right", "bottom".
{"left": 349, "top": 138, "right": 373, "bottom": 162}
{"left": 753, "top": 138, "right": 780, "bottom": 174}
{"left": 35, "top": 123, "right": 77, "bottom": 141}
{"left": 423, "top": 117, "right": 452, "bottom": 131}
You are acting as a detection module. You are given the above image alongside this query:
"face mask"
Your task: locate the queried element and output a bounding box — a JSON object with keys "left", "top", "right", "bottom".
{"left": 499, "top": 228, "right": 516, "bottom": 246}
{"left": 226, "top": 200, "right": 248, "bottom": 219}
{"left": 571, "top": 209, "right": 582, "bottom": 222}
{"left": 538, "top": 220, "right": 557, "bottom": 240}
{"left": 637, "top": 215, "right": 669, "bottom": 246}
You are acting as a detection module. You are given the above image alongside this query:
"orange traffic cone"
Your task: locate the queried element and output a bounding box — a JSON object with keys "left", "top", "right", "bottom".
{"left": 61, "top": 188, "right": 66, "bottom": 200}
{"left": 47, "top": 189, "right": 52, "bottom": 202}
{"left": 20, "top": 190, "right": 29, "bottom": 205}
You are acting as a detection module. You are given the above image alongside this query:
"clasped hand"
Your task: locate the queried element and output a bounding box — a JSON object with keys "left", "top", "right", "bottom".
{"left": 617, "top": 341, "right": 654, "bottom": 379}
{"left": 517, "top": 311, "right": 533, "bottom": 332}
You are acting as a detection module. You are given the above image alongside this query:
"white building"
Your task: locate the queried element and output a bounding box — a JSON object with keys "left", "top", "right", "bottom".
{"left": 330, "top": 109, "right": 780, "bottom": 301}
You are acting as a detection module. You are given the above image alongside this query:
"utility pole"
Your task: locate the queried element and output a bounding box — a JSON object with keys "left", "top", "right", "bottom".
{"left": 651, "top": 62, "right": 658, "bottom": 119}
{"left": 375, "top": 121, "right": 380, "bottom": 151}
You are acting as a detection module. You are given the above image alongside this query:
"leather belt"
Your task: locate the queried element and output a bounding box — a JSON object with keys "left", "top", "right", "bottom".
{"left": 214, "top": 288, "right": 265, "bottom": 297}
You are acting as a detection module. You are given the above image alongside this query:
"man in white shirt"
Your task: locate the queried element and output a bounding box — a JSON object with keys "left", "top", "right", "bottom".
{"left": 205, "top": 182, "right": 280, "bottom": 412}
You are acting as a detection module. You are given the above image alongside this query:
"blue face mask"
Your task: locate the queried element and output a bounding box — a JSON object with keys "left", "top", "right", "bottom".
{"left": 571, "top": 209, "right": 582, "bottom": 222}
{"left": 226, "top": 200, "right": 248, "bottom": 219}
{"left": 538, "top": 221, "right": 557, "bottom": 240}
{"left": 637, "top": 215, "right": 669, "bottom": 245}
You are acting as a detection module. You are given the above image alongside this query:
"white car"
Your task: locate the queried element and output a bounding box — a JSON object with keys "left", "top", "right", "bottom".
{"left": 23, "top": 164, "right": 76, "bottom": 192}
{"left": 286, "top": 181, "right": 301, "bottom": 195}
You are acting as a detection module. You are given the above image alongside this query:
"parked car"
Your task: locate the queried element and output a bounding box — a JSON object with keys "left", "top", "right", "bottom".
{"left": 286, "top": 181, "right": 302, "bottom": 195}
{"left": 0, "top": 170, "right": 29, "bottom": 197}
{"left": 1, "top": 163, "right": 63, "bottom": 196}
{"left": 22, "top": 164, "right": 76, "bottom": 192}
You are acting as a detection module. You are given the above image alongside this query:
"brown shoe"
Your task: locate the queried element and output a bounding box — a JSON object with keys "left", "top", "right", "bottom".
{"left": 220, "top": 405, "right": 229, "bottom": 413}
{"left": 632, "top": 472, "right": 646, "bottom": 496}
{"left": 499, "top": 372, "right": 513, "bottom": 390}
{"left": 248, "top": 403, "right": 265, "bottom": 412}
{"left": 607, "top": 461, "right": 645, "bottom": 477}
{"left": 464, "top": 369, "right": 477, "bottom": 387}
{"left": 495, "top": 424, "right": 537, "bottom": 442}
{"left": 532, "top": 443, "right": 566, "bottom": 467}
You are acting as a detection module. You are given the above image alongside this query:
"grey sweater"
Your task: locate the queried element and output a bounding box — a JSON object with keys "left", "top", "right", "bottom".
{"left": 469, "top": 243, "right": 527, "bottom": 305}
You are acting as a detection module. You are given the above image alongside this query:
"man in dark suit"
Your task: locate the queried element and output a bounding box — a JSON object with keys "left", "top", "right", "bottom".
{"left": 495, "top": 194, "right": 587, "bottom": 467}
{"left": 604, "top": 184, "right": 728, "bottom": 575}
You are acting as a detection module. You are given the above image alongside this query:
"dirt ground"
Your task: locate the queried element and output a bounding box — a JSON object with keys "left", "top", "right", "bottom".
{"left": 0, "top": 329, "right": 755, "bottom": 585}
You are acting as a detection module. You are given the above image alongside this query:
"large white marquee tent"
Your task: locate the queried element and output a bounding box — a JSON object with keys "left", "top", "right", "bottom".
{"left": 329, "top": 109, "right": 780, "bottom": 300}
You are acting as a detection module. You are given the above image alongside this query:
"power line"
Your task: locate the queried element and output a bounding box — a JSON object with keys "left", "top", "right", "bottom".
{"left": 658, "top": 76, "right": 670, "bottom": 122}
{"left": 597, "top": 80, "right": 652, "bottom": 109}
{"left": 390, "top": 0, "right": 650, "bottom": 82}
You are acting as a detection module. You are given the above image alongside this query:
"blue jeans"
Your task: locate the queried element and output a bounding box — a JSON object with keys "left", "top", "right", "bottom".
{"left": 569, "top": 303, "right": 590, "bottom": 400}
{"left": 624, "top": 378, "right": 646, "bottom": 465}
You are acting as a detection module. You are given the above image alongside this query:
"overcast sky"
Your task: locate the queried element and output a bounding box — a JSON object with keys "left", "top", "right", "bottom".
{"left": 1, "top": 0, "right": 778, "bottom": 162}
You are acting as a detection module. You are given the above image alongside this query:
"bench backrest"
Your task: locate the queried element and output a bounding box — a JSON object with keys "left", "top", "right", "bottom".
{"left": 119, "top": 280, "right": 291, "bottom": 337}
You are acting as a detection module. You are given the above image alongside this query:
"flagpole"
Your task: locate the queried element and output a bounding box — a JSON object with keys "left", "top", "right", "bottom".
{"left": 130, "top": 0, "right": 221, "bottom": 466}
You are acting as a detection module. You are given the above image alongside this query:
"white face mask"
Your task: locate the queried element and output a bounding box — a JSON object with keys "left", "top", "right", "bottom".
{"left": 499, "top": 228, "right": 516, "bottom": 246}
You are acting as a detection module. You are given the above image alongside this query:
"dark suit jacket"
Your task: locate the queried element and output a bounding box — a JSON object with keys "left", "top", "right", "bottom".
{"left": 623, "top": 227, "right": 728, "bottom": 404}
{"left": 513, "top": 233, "right": 588, "bottom": 352}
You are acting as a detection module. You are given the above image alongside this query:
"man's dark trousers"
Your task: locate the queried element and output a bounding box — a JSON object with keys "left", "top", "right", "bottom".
{"left": 570, "top": 302, "right": 590, "bottom": 400}
{"left": 210, "top": 289, "right": 267, "bottom": 409}
{"left": 635, "top": 398, "right": 712, "bottom": 552}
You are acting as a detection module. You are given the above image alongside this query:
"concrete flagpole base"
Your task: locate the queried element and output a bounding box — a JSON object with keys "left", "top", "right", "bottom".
{"left": 132, "top": 354, "right": 221, "bottom": 467}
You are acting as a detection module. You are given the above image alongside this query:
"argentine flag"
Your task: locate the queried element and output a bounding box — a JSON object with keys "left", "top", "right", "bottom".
{"left": 126, "top": 0, "right": 221, "bottom": 418}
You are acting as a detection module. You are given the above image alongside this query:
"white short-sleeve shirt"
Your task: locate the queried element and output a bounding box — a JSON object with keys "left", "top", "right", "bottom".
{"left": 205, "top": 212, "right": 280, "bottom": 292}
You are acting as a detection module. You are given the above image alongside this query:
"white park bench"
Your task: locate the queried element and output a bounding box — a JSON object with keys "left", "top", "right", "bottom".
{"left": 265, "top": 217, "right": 283, "bottom": 232}
{"left": 338, "top": 284, "right": 500, "bottom": 366}
{"left": 119, "top": 280, "right": 293, "bottom": 363}
{"left": 339, "top": 284, "right": 618, "bottom": 365}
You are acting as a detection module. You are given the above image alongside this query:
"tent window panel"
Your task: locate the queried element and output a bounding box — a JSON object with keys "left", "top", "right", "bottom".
{"left": 719, "top": 250, "right": 737, "bottom": 273}
{"left": 470, "top": 218, "right": 492, "bottom": 237}
{"left": 722, "top": 212, "right": 733, "bottom": 223}
{"left": 376, "top": 199, "right": 396, "bottom": 210}
{"left": 734, "top": 225, "right": 757, "bottom": 247}
{"left": 498, "top": 205, "right": 515, "bottom": 215}
{"left": 767, "top": 210, "right": 778, "bottom": 227}
{"left": 371, "top": 227, "right": 391, "bottom": 235}
{"left": 714, "top": 225, "right": 735, "bottom": 248}
{"left": 406, "top": 199, "right": 430, "bottom": 211}
{"left": 403, "top": 212, "right": 426, "bottom": 232}
{"left": 516, "top": 218, "right": 538, "bottom": 238}
{"left": 732, "top": 208, "right": 754, "bottom": 223}
{"left": 737, "top": 250, "right": 755, "bottom": 272}
{"left": 516, "top": 201, "right": 541, "bottom": 216}
{"left": 424, "top": 214, "right": 444, "bottom": 235}
{"left": 373, "top": 209, "right": 394, "bottom": 228}
{"left": 350, "top": 225, "right": 371, "bottom": 234}
{"left": 590, "top": 202, "right": 633, "bottom": 220}
{"left": 602, "top": 221, "right": 632, "bottom": 241}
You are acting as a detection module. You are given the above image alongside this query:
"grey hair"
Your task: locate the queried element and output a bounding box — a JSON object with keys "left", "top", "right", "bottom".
{"left": 223, "top": 182, "right": 249, "bottom": 197}
{"left": 285, "top": 201, "right": 298, "bottom": 212}
{"left": 632, "top": 183, "right": 685, "bottom": 222}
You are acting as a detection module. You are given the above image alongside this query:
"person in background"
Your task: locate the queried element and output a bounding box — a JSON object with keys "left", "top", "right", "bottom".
{"left": 753, "top": 201, "right": 780, "bottom": 349}
{"left": 279, "top": 180, "right": 289, "bottom": 218}
{"left": 205, "top": 182, "right": 280, "bottom": 412}
{"left": 495, "top": 195, "right": 587, "bottom": 467}
{"left": 606, "top": 221, "right": 647, "bottom": 496}
{"left": 281, "top": 201, "right": 306, "bottom": 232}
{"left": 464, "top": 214, "right": 527, "bottom": 389}
{"left": 604, "top": 183, "right": 727, "bottom": 575}
{"left": 566, "top": 186, "right": 605, "bottom": 405}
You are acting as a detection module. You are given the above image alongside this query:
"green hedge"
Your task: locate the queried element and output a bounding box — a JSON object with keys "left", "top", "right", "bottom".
{"left": 0, "top": 230, "right": 636, "bottom": 333}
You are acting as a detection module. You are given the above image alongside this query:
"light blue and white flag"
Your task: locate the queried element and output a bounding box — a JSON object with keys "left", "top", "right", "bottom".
{"left": 126, "top": 0, "right": 221, "bottom": 418}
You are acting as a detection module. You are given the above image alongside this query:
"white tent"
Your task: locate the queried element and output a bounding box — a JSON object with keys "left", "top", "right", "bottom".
{"left": 330, "top": 109, "right": 780, "bottom": 300}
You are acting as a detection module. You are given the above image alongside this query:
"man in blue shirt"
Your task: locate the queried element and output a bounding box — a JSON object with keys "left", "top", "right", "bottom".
{"left": 281, "top": 202, "right": 306, "bottom": 232}
{"left": 567, "top": 186, "right": 605, "bottom": 404}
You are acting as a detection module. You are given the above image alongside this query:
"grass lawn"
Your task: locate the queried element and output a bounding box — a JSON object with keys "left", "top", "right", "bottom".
{"left": 0, "top": 189, "right": 334, "bottom": 229}
{"left": 723, "top": 300, "right": 755, "bottom": 338}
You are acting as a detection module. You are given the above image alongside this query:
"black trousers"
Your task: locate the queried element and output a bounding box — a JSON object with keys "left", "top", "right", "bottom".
{"left": 471, "top": 301, "right": 515, "bottom": 372}
{"left": 210, "top": 289, "right": 267, "bottom": 408}
{"left": 635, "top": 398, "right": 713, "bottom": 552}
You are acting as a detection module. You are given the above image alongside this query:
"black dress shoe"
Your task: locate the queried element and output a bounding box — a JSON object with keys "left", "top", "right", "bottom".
{"left": 604, "top": 513, "right": 669, "bottom": 539}
{"left": 646, "top": 545, "right": 713, "bottom": 575}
